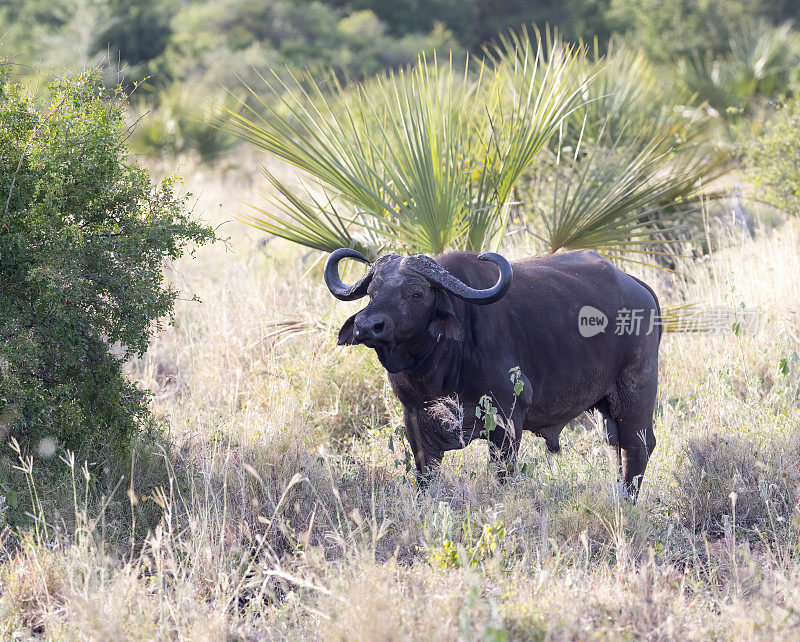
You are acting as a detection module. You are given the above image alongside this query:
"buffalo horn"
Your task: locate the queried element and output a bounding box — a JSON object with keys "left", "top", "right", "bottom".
{"left": 324, "top": 248, "right": 374, "bottom": 300}
{"left": 410, "top": 252, "right": 513, "bottom": 304}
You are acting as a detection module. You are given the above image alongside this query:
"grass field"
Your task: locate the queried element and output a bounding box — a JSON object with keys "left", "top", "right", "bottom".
{"left": 2, "top": 161, "right": 799, "bottom": 640}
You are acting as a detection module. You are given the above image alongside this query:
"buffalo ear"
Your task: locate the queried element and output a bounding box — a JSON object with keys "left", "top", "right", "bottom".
{"left": 428, "top": 295, "right": 463, "bottom": 342}
{"left": 338, "top": 313, "right": 358, "bottom": 345}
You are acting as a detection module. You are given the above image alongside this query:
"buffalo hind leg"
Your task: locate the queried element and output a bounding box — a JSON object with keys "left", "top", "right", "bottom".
{"left": 610, "top": 359, "right": 658, "bottom": 501}
{"left": 616, "top": 409, "right": 656, "bottom": 501}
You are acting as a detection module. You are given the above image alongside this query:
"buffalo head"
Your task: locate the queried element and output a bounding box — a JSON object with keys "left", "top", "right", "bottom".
{"left": 324, "top": 248, "right": 513, "bottom": 373}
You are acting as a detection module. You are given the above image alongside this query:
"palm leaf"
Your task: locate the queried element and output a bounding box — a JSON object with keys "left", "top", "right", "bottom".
{"left": 222, "top": 27, "right": 590, "bottom": 256}
{"left": 221, "top": 26, "right": 721, "bottom": 264}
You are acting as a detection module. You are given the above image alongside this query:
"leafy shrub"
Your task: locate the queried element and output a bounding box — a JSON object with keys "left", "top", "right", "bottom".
{"left": 745, "top": 98, "right": 800, "bottom": 215}
{"left": 95, "top": 0, "right": 179, "bottom": 79}
{"left": 618, "top": 0, "right": 768, "bottom": 63}
{"left": 155, "top": 0, "right": 456, "bottom": 91}
{"left": 0, "top": 67, "right": 214, "bottom": 461}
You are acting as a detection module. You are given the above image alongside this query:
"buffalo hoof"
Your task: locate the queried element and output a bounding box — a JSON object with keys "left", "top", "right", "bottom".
{"left": 611, "top": 480, "right": 630, "bottom": 502}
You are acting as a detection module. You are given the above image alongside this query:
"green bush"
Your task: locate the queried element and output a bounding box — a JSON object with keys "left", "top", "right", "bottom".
{"left": 154, "top": 0, "right": 457, "bottom": 90}
{"left": 0, "top": 67, "right": 214, "bottom": 461}
{"left": 745, "top": 99, "right": 800, "bottom": 215}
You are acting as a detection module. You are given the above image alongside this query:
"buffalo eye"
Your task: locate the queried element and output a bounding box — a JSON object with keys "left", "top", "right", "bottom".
{"left": 411, "top": 291, "right": 423, "bottom": 301}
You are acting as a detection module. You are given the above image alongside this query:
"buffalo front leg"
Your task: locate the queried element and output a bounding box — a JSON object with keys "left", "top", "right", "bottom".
{"left": 404, "top": 409, "right": 443, "bottom": 487}
{"left": 485, "top": 370, "right": 532, "bottom": 482}
{"left": 488, "top": 408, "right": 525, "bottom": 483}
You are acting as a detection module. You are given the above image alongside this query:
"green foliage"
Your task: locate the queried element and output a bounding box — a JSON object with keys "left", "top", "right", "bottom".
{"left": 0, "top": 68, "right": 214, "bottom": 461}
{"left": 4, "top": 0, "right": 800, "bottom": 175}
{"left": 0, "top": 0, "right": 122, "bottom": 76}
{"left": 509, "top": 366, "right": 524, "bottom": 397}
{"left": 517, "top": 38, "right": 724, "bottom": 259}
{"left": 616, "top": 0, "right": 763, "bottom": 63}
{"left": 2, "top": 0, "right": 457, "bottom": 103}
{"left": 4, "top": 0, "right": 799, "bottom": 94}
{"left": 327, "top": 0, "right": 620, "bottom": 50}
{"left": 153, "top": 0, "right": 457, "bottom": 92}
{"left": 426, "top": 501, "right": 507, "bottom": 569}
{"left": 129, "top": 86, "right": 241, "bottom": 162}
{"left": 229, "top": 28, "right": 722, "bottom": 261}
{"left": 229, "top": 28, "right": 586, "bottom": 255}
{"left": 745, "top": 98, "right": 800, "bottom": 215}
{"left": 96, "top": 0, "right": 178, "bottom": 72}
{"left": 678, "top": 21, "right": 799, "bottom": 117}
{"left": 476, "top": 396, "right": 499, "bottom": 437}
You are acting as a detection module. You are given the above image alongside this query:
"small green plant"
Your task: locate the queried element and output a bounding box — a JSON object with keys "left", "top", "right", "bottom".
{"left": 429, "top": 518, "right": 507, "bottom": 569}
{"left": 474, "top": 520, "right": 507, "bottom": 559}
{"left": 508, "top": 366, "right": 524, "bottom": 397}
{"left": 778, "top": 356, "right": 791, "bottom": 377}
{"left": 476, "top": 367, "right": 525, "bottom": 438}
{"left": 476, "top": 395, "right": 499, "bottom": 437}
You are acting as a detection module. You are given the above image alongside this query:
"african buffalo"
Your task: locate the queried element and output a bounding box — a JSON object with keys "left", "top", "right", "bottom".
{"left": 324, "top": 248, "right": 661, "bottom": 499}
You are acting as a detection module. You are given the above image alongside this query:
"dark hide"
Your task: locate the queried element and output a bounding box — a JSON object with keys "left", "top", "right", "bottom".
{"left": 334, "top": 250, "right": 661, "bottom": 499}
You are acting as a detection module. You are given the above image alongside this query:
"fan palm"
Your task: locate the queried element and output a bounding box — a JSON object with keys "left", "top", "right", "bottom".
{"left": 678, "top": 21, "right": 798, "bottom": 117}
{"left": 225, "top": 27, "right": 587, "bottom": 257}
{"left": 527, "top": 120, "right": 724, "bottom": 262}
{"left": 517, "top": 39, "right": 725, "bottom": 262}
{"left": 226, "top": 27, "right": 722, "bottom": 262}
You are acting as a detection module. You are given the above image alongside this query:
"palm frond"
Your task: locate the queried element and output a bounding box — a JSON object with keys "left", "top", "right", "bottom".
{"left": 222, "top": 26, "right": 591, "bottom": 256}
{"left": 221, "top": 26, "right": 721, "bottom": 264}
{"left": 518, "top": 38, "right": 725, "bottom": 263}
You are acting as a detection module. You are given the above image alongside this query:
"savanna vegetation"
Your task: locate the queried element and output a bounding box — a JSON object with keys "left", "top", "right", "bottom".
{"left": 1, "top": 0, "right": 800, "bottom": 638}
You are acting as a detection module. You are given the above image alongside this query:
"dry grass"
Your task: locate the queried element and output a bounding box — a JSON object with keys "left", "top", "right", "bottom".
{"left": 1, "top": 161, "right": 799, "bottom": 640}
